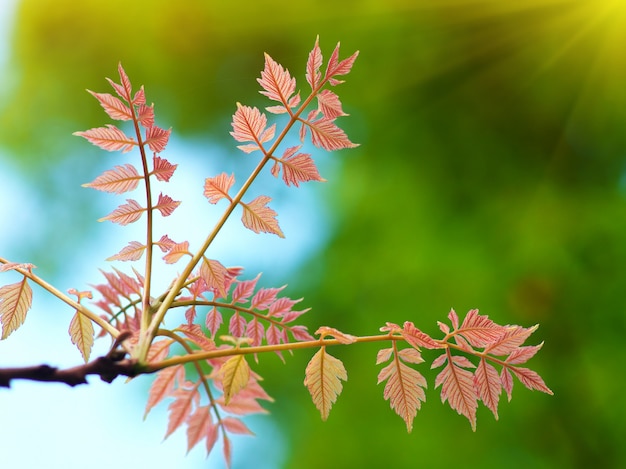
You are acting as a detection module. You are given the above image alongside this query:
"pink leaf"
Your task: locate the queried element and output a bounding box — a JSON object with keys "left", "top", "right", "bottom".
{"left": 144, "top": 365, "right": 184, "bottom": 419}
{"left": 222, "top": 417, "right": 254, "bottom": 435}
{"left": 200, "top": 258, "right": 229, "bottom": 298}
{"left": 106, "top": 241, "right": 146, "bottom": 262}
{"left": 155, "top": 193, "right": 181, "bottom": 217}
{"left": 304, "top": 117, "right": 358, "bottom": 151}
{"left": 87, "top": 90, "right": 132, "bottom": 121}
{"left": 505, "top": 343, "right": 544, "bottom": 365}
{"left": 246, "top": 318, "right": 265, "bottom": 346}
{"left": 268, "top": 296, "right": 300, "bottom": 317}
{"left": 152, "top": 155, "right": 177, "bottom": 182}
{"left": 137, "top": 103, "right": 155, "bottom": 128}
{"left": 186, "top": 406, "right": 213, "bottom": 454}
{"left": 163, "top": 241, "right": 190, "bottom": 264}
{"left": 325, "top": 44, "right": 359, "bottom": 84}
{"left": 164, "top": 388, "right": 199, "bottom": 439}
{"left": 206, "top": 307, "right": 223, "bottom": 337}
{"left": 144, "top": 125, "right": 171, "bottom": 153}
{"left": 98, "top": 199, "right": 145, "bottom": 225}
{"left": 229, "top": 312, "right": 247, "bottom": 338}
{"left": 177, "top": 324, "right": 215, "bottom": 351}
{"left": 485, "top": 324, "right": 540, "bottom": 356}
{"left": 230, "top": 104, "right": 272, "bottom": 153}
{"left": 306, "top": 36, "right": 323, "bottom": 89}
{"left": 231, "top": 274, "right": 260, "bottom": 304}
{"left": 288, "top": 324, "right": 314, "bottom": 342}
{"left": 435, "top": 354, "right": 478, "bottom": 431}
{"left": 132, "top": 85, "right": 146, "bottom": 106}
{"left": 508, "top": 366, "right": 554, "bottom": 395}
{"left": 73, "top": 125, "right": 136, "bottom": 153}
{"left": 402, "top": 321, "right": 442, "bottom": 349}
{"left": 458, "top": 309, "right": 508, "bottom": 348}
{"left": 204, "top": 173, "right": 235, "bottom": 204}
{"left": 317, "top": 89, "right": 348, "bottom": 119}
{"left": 275, "top": 147, "right": 325, "bottom": 187}
{"left": 251, "top": 286, "right": 285, "bottom": 310}
{"left": 448, "top": 309, "right": 460, "bottom": 330}
{"left": 240, "top": 195, "right": 284, "bottom": 238}
{"left": 82, "top": 164, "right": 141, "bottom": 194}
{"left": 257, "top": 53, "right": 296, "bottom": 107}
{"left": 501, "top": 368, "right": 514, "bottom": 401}
{"left": 377, "top": 358, "right": 427, "bottom": 432}
{"left": 314, "top": 326, "right": 356, "bottom": 344}
{"left": 474, "top": 358, "right": 501, "bottom": 420}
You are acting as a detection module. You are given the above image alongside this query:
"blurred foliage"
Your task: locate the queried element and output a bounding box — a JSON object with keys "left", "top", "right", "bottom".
{"left": 2, "top": 0, "right": 626, "bottom": 468}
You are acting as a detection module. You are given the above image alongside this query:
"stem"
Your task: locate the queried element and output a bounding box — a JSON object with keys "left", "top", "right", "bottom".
{"left": 131, "top": 108, "right": 155, "bottom": 348}
{"left": 145, "top": 333, "right": 403, "bottom": 372}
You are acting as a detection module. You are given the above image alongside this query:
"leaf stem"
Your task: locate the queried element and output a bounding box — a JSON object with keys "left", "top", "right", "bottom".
{"left": 145, "top": 333, "right": 403, "bottom": 372}
{"left": 0, "top": 257, "right": 120, "bottom": 338}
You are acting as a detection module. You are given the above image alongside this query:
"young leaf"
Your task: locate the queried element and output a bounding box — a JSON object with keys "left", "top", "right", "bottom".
{"left": 304, "top": 117, "right": 358, "bottom": 151}
{"left": 186, "top": 406, "right": 215, "bottom": 455}
{"left": 106, "top": 241, "right": 146, "bottom": 262}
{"left": 98, "top": 199, "right": 145, "bottom": 225}
{"left": 73, "top": 124, "right": 136, "bottom": 153}
{"left": 230, "top": 104, "right": 274, "bottom": 153}
{"left": 240, "top": 195, "right": 284, "bottom": 238}
{"left": 221, "top": 355, "right": 251, "bottom": 405}
{"left": 200, "top": 258, "right": 229, "bottom": 298}
{"left": 272, "top": 146, "right": 325, "bottom": 187}
{"left": 325, "top": 43, "right": 359, "bottom": 84}
{"left": 163, "top": 241, "right": 190, "bottom": 264}
{"left": 204, "top": 173, "right": 235, "bottom": 204}
{"left": 485, "top": 324, "right": 539, "bottom": 356}
{"left": 87, "top": 90, "right": 132, "bottom": 121}
{"left": 474, "top": 358, "right": 501, "bottom": 420}
{"left": 257, "top": 53, "right": 297, "bottom": 107}
{"left": 176, "top": 324, "right": 215, "bottom": 351}
{"left": 68, "top": 311, "right": 94, "bottom": 363}
{"left": 306, "top": 36, "right": 323, "bottom": 90}
{"left": 206, "top": 307, "right": 223, "bottom": 338}
{"left": 0, "top": 279, "right": 33, "bottom": 340}
{"left": 108, "top": 63, "right": 133, "bottom": 102}
{"left": 315, "top": 326, "right": 357, "bottom": 344}
{"left": 507, "top": 365, "right": 554, "bottom": 395}
{"left": 82, "top": 164, "right": 141, "bottom": 194}
{"left": 222, "top": 417, "right": 254, "bottom": 435}
{"left": 144, "top": 365, "right": 184, "bottom": 419}
{"left": 303, "top": 347, "right": 347, "bottom": 420}
{"left": 154, "top": 193, "right": 181, "bottom": 217}
{"left": 231, "top": 274, "right": 260, "bottom": 304}
{"left": 316, "top": 89, "right": 348, "bottom": 119}
{"left": 152, "top": 155, "right": 177, "bottom": 182}
{"left": 144, "top": 125, "right": 171, "bottom": 153}
{"left": 435, "top": 354, "right": 478, "bottom": 431}
{"left": 377, "top": 354, "right": 427, "bottom": 432}
{"left": 164, "top": 387, "right": 199, "bottom": 440}
{"left": 458, "top": 309, "right": 507, "bottom": 348}
{"left": 137, "top": 103, "right": 155, "bottom": 128}
{"left": 402, "top": 321, "right": 442, "bottom": 349}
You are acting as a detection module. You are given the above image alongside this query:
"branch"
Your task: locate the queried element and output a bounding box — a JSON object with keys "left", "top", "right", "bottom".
{"left": 0, "top": 355, "right": 143, "bottom": 388}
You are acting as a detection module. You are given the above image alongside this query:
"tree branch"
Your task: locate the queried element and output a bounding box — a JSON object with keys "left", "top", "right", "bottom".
{"left": 0, "top": 355, "right": 142, "bottom": 388}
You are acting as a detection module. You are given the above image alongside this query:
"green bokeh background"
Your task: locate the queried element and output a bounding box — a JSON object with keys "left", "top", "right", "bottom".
{"left": 2, "top": 1, "right": 625, "bottom": 467}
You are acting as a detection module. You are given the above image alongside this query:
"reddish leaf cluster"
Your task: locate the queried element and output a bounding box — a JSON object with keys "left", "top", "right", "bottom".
{"left": 75, "top": 64, "right": 179, "bottom": 261}
{"left": 378, "top": 309, "right": 553, "bottom": 431}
